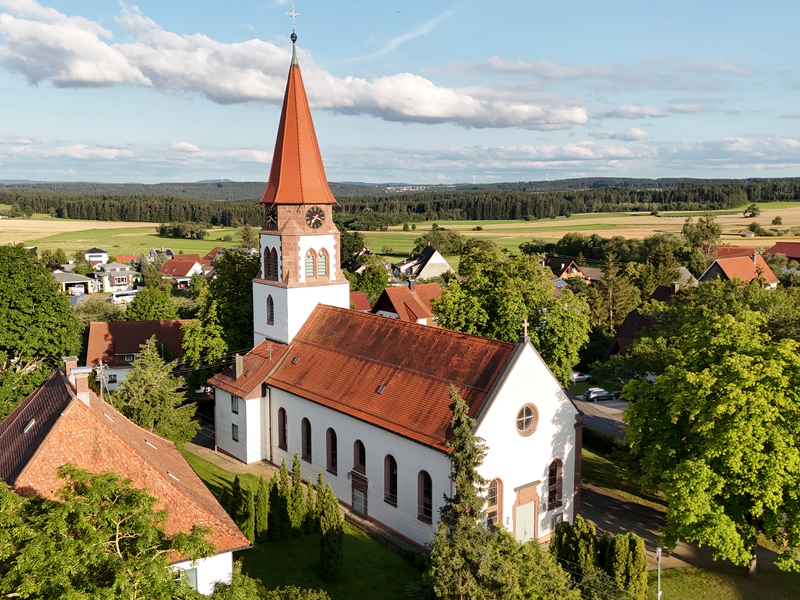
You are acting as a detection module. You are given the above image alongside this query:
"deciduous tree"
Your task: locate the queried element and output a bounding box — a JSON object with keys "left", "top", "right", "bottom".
{"left": 209, "top": 250, "right": 261, "bottom": 351}
{"left": 126, "top": 287, "right": 179, "bottom": 321}
{"left": 180, "top": 288, "right": 228, "bottom": 389}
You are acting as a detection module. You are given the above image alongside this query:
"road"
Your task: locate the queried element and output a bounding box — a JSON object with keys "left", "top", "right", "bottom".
{"left": 571, "top": 396, "right": 627, "bottom": 440}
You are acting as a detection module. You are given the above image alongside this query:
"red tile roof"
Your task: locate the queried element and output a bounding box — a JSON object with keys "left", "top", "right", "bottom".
{"left": 159, "top": 259, "right": 201, "bottom": 277}
{"left": 349, "top": 291, "right": 371, "bottom": 311}
{"left": 0, "top": 370, "right": 249, "bottom": 556}
{"left": 208, "top": 340, "right": 285, "bottom": 398}
{"left": 764, "top": 242, "right": 800, "bottom": 261}
{"left": 86, "top": 320, "right": 192, "bottom": 368}
{"left": 260, "top": 52, "right": 337, "bottom": 206}
{"left": 371, "top": 283, "right": 442, "bottom": 322}
{"left": 714, "top": 255, "right": 779, "bottom": 285}
{"left": 203, "top": 247, "right": 226, "bottom": 262}
{"left": 714, "top": 246, "right": 756, "bottom": 259}
{"left": 114, "top": 254, "right": 136, "bottom": 264}
{"left": 265, "top": 306, "right": 515, "bottom": 452}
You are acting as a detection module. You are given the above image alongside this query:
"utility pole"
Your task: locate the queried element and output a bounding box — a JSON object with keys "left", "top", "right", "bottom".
{"left": 657, "top": 546, "right": 662, "bottom": 599}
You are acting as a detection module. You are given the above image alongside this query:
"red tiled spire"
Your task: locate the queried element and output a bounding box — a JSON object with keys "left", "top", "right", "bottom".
{"left": 261, "top": 45, "right": 336, "bottom": 205}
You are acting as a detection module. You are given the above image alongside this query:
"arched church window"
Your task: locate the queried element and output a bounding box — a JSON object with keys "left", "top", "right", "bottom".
{"left": 306, "top": 251, "right": 316, "bottom": 278}
{"left": 317, "top": 250, "right": 328, "bottom": 277}
{"left": 418, "top": 470, "right": 432, "bottom": 524}
{"left": 353, "top": 440, "right": 366, "bottom": 474}
{"left": 271, "top": 248, "right": 278, "bottom": 281}
{"left": 384, "top": 455, "right": 398, "bottom": 507}
{"left": 278, "top": 407, "right": 287, "bottom": 450}
{"left": 267, "top": 295, "right": 274, "bottom": 325}
{"left": 547, "top": 460, "right": 563, "bottom": 510}
{"left": 487, "top": 478, "right": 503, "bottom": 527}
{"left": 326, "top": 428, "right": 337, "bottom": 475}
{"left": 264, "top": 247, "right": 272, "bottom": 279}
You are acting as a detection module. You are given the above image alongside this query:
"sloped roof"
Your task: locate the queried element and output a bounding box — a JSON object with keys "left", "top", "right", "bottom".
{"left": 203, "top": 247, "right": 226, "bottom": 262}
{"left": 714, "top": 246, "right": 756, "bottom": 259}
{"left": 52, "top": 272, "right": 94, "bottom": 284}
{"left": 764, "top": 242, "right": 800, "bottom": 261}
{"left": 710, "top": 255, "right": 779, "bottom": 285}
{"left": 394, "top": 246, "right": 436, "bottom": 276}
{"left": 115, "top": 254, "right": 136, "bottom": 264}
{"left": 349, "top": 291, "right": 371, "bottom": 311}
{"left": 86, "top": 320, "right": 192, "bottom": 368}
{"left": 208, "top": 340, "right": 284, "bottom": 398}
{"left": 265, "top": 305, "right": 516, "bottom": 452}
{"left": 159, "top": 259, "right": 201, "bottom": 277}
{"left": 581, "top": 266, "right": 605, "bottom": 281}
{"left": 604, "top": 285, "right": 677, "bottom": 357}
{"left": 260, "top": 48, "right": 336, "bottom": 206}
{"left": 0, "top": 370, "right": 249, "bottom": 556}
{"left": 85, "top": 247, "right": 107, "bottom": 254}
{"left": 543, "top": 257, "right": 582, "bottom": 279}
{"left": 171, "top": 254, "right": 202, "bottom": 262}
{"left": 371, "top": 283, "right": 442, "bottom": 322}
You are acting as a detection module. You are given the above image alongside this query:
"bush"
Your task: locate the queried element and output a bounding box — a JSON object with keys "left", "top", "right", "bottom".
{"left": 772, "top": 216, "right": 783, "bottom": 225}
{"left": 582, "top": 427, "right": 624, "bottom": 455}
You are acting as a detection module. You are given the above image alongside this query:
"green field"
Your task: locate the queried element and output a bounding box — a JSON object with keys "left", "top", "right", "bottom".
{"left": 649, "top": 567, "right": 800, "bottom": 600}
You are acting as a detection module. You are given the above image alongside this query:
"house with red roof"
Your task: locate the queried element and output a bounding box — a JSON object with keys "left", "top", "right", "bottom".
{"left": 0, "top": 359, "right": 249, "bottom": 593}
{"left": 371, "top": 281, "right": 442, "bottom": 325}
{"left": 159, "top": 259, "right": 203, "bottom": 287}
{"left": 86, "top": 320, "right": 192, "bottom": 390}
{"left": 764, "top": 242, "right": 800, "bottom": 262}
{"left": 208, "top": 40, "right": 582, "bottom": 550}
{"left": 349, "top": 291, "right": 371, "bottom": 312}
{"left": 699, "top": 254, "right": 779, "bottom": 289}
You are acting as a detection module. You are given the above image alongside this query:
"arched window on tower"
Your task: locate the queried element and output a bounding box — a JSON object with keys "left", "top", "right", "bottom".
{"left": 271, "top": 248, "right": 278, "bottom": 281}
{"left": 317, "top": 249, "right": 328, "bottom": 277}
{"left": 266, "top": 295, "right": 274, "bottom": 326}
{"left": 305, "top": 250, "right": 316, "bottom": 278}
{"left": 264, "top": 247, "right": 272, "bottom": 279}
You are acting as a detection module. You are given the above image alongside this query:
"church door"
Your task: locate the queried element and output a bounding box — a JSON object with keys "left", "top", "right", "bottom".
{"left": 512, "top": 481, "right": 539, "bottom": 543}
{"left": 351, "top": 472, "right": 368, "bottom": 517}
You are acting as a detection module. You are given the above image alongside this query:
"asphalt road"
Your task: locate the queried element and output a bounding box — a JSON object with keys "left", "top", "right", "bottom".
{"left": 572, "top": 396, "right": 627, "bottom": 440}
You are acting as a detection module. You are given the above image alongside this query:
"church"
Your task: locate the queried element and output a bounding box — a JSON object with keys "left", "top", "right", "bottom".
{"left": 209, "top": 34, "right": 583, "bottom": 549}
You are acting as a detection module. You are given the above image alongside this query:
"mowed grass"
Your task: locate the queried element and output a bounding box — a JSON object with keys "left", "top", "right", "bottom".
{"left": 181, "top": 451, "right": 422, "bottom": 600}
{"left": 649, "top": 567, "right": 800, "bottom": 600}
{"left": 581, "top": 447, "right": 667, "bottom": 512}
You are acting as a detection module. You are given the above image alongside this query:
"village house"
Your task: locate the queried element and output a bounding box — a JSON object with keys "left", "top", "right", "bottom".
{"left": 371, "top": 280, "right": 442, "bottom": 325}
{"left": 84, "top": 246, "right": 109, "bottom": 265}
{"left": 208, "top": 41, "right": 583, "bottom": 550}
{"left": 159, "top": 258, "right": 204, "bottom": 288}
{"left": 393, "top": 245, "right": 454, "bottom": 280}
{"left": 698, "top": 254, "right": 779, "bottom": 289}
{"left": 94, "top": 261, "right": 136, "bottom": 293}
{"left": 0, "top": 360, "right": 248, "bottom": 593}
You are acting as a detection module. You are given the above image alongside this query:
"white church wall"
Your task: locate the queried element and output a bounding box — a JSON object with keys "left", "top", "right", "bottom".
{"left": 173, "top": 551, "right": 233, "bottom": 595}
{"left": 213, "top": 388, "right": 252, "bottom": 464}
{"left": 269, "top": 387, "right": 451, "bottom": 547}
{"left": 475, "top": 343, "right": 578, "bottom": 543}
{"left": 253, "top": 284, "right": 289, "bottom": 345}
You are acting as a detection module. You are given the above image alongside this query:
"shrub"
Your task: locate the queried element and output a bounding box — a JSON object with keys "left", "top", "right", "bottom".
{"left": 582, "top": 427, "right": 624, "bottom": 455}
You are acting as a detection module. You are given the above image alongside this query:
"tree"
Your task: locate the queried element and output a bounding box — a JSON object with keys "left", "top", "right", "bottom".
{"left": 209, "top": 250, "right": 261, "bottom": 351}
{"left": 682, "top": 211, "right": 721, "bottom": 262}
{"left": 772, "top": 215, "right": 783, "bottom": 226}
{"left": 111, "top": 335, "right": 199, "bottom": 447}
{"left": 744, "top": 203, "right": 761, "bottom": 218}
{"left": 268, "top": 468, "right": 291, "bottom": 542}
{"left": 209, "top": 561, "right": 266, "bottom": 600}
{"left": 304, "top": 479, "right": 316, "bottom": 534}
{"left": 39, "top": 247, "right": 68, "bottom": 267}
{"left": 180, "top": 288, "right": 228, "bottom": 389}
{"left": 412, "top": 226, "right": 463, "bottom": 255}
{"left": 0, "top": 464, "right": 213, "bottom": 599}
{"left": 73, "top": 294, "right": 126, "bottom": 327}
{"left": 338, "top": 229, "right": 365, "bottom": 265}
{"left": 0, "top": 244, "right": 81, "bottom": 420}
{"left": 619, "top": 282, "right": 800, "bottom": 576}
{"left": 290, "top": 452, "right": 306, "bottom": 536}
{"left": 126, "top": 287, "right": 179, "bottom": 321}
{"left": 586, "top": 253, "right": 641, "bottom": 334}
{"left": 262, "top": 586, "right": 332, "bottom": 600}
{"left": 239, "top": 226, "right": 259, "bottom": 250}
{"left": 255, "top": 476, "right": 270, "bottom": 542}
{"left": 319, "top": 483, "right": 344, "bottom": 582}
{"left": 345, "top": 255, "right": 388, "bottom": 306}
{"left": 71, "top": 249, "right": 94, "bottom": 276}
{"left": 432, "top": 246, "right": 591, "bottom": 385}
{"left": 604, "top": 533, "right": 647, "bottom": 600}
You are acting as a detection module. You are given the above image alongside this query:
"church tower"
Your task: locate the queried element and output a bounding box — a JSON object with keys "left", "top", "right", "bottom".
{"left": 253, "top": 33, "right": 350, "bottom": 345}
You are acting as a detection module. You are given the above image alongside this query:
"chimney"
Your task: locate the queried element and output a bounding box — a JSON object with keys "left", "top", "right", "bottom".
{"left": 234, "top": 354, "right": 244, "bottom": 380}
{"left": 409, "top": 279, "right": 416, "bottom": 293}
{"left": 71, "top": 366, "right": 93, "bottom": 406}
{"left": 63, "top": 356, "right": 78, "bottom": 376}
{"left": 672, "top": 282, "right": 680, "bottom": 294}
{"left": 753, "top": 253, "right": 758, "bottom": 265}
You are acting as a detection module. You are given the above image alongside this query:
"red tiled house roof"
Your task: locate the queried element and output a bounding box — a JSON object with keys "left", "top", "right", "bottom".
{"left": 209, "top": 340, "right": 285, "bottom": 398}
{"left": 159, "top": 259, "right": 201, "bottom": 277}
{"left": 264, "top": 305, "right": 515, "bottom": 452}
{"left": 764, "top": 242, "right": 800, "bottom": 262}
{"left": 114, "top": 254, "right": 136, "bottom": 264}
{"left": 704, "top": 255, "right": 779, "bottom": 285}
{"left": 0, "top": 370, "right": 249, "bottom": 556}
{"left": 371, "top": 283, "right": 442, "bottom": 323}
{"left": 714, "top": 246, "right": 756, "bottom": 259}
{"left": 260, "top": 49, "right": 336, "bottom": 206}
{"left": 349, "top": 291, "right": 371, "bottom": 311}
{"left": 86, "top": 320, "right": 192, "bottom": 368}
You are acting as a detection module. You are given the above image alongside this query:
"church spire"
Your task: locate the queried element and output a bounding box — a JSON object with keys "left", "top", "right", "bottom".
{"left": 260, "top": 26, "right": 336, "bottom": 206}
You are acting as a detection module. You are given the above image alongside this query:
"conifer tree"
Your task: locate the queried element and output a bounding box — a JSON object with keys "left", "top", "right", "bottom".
{"left": 268, "top": 468, "right": 291, "bottom": 542}
{"left": 290, "top": 453, "right": 306, "bottom": 536}
{"left": 569, "top": 515, "right": 598, "bottom": 582}
{"left": 315, "top": 471, "right": 325, "bottom": 531}
{"left": 319, "top": 483, "right": 344, "bottom": 582}
{"left": 255, "top": 476, "right": 270, "bottom": 542}
{"left": 606, "top": 533, "right": 630, "bottom": 591}
{"left": 241, "top": 488, "right": 255, "bottom": 542}
{"left": 231, "top": 475, "right": 245, "bottom": 529}
{"left": 304, "top": 480, "right": 316, "bottom": 534}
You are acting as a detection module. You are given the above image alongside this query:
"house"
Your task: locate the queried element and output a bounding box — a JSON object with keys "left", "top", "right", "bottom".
{"left": 343, "top": 247, "right": 373, "bottom": 275}
{"left": 371, "top": 281, "right": 442, "bottom": 325}
{"left": 349, "top": 291, "right": 371, "bottom": 312}
{"left": 209, "top": 41, "right": 582, "bottom": 550}
{"left": 203, "top": 247, "right": 227, "bottom": 265}
{"left": 699, "top": 255, "right": 779, "bottom": 289}
{"left": 159, "top": 259, "right": 204, "bottom": 287}
{"left": 393, "top": 245, "right": 454, "bottom": 280}
{"left": 543, "top": 257, "right": 585, "bottom": 280}
{"left": 84, "top": 247, "right": 109, "bottom": 265}
{"left": 115, "top": 254, "right": 137, "bottom": 265}
{"left": 149, "top": 247, "right": 175, "bottom": 262}
{"left": 85, "top": 320, "right": 191, "bottom": 390}
{"left": 0, "top": 360, "right": 249, "bottom": 594}
{"left": 714, "top": 246, "right": 757, "bottom": 259}
{"left": 740, "top": 230, "right": 756, "bottom": 238}
{"left": 764, "top": 242, "right": 800, "bottom": 262}
{"left": 52, "top": 271, "right": 97, "bottom": 295}
{"left": 95, "top": 262, "right": 135, "bottom": 293}
{"left": 580, "top": 266, "right": 605, "bottom": 284}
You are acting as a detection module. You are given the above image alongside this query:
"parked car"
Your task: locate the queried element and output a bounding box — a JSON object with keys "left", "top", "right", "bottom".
{"left": 570, "top": 371, "right": 592, "bottom": 383}
{"left": 583, "top": 388, "right": 616, "bottom": 402}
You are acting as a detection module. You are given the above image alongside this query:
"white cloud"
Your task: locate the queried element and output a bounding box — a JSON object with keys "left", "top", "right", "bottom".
{"left": 669, "top": 103, "right": 714, "bottom": 114}
{"left": 604, "top": 105, "right": 668, "bottom": 119}
{"left": 350, "top": 9, "right": 454, "bottom": 61}
{"left": 0, "top": 1, "right": 586, "bottom": 130}
{"left": 170, "top": 141, "right": 200, "bottom": 152}
{"left": 590, "top": 128, "right": 651, "bottom": 141}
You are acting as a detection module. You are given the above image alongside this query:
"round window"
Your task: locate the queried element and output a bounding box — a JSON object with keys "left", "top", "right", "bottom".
{"left": 516, "top": 404, "right": 538, "bottom": 436}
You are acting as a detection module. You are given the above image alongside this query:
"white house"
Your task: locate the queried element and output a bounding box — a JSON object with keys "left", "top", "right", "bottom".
{"left": 95, "top": 262, "right": 135, "bottom": 293}
{"left": 159, "top": 259, "right": 204, "bottom": 288}
{"left": 209, "top": 40, "right": 583, "bottom": 550}
{"left": 394, "top": 245, "right": 455, "bottom": 280}
{"left": 84, "top": 247, "right": 109, "bottom": 265}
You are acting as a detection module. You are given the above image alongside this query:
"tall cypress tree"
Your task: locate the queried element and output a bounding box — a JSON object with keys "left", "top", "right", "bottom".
{"left": 315, "top": 471, "right": 325, "bottom": 532}
{"left": 290, "top": 453, "right": 306, "bottom": 536}
{"left": 268, "top": 469, "right": 291, "bottom": 542}
{"left": 319, "top": 483, "right": 344, "bottom": 582}
{"left": 255, "top": 476, "right": 269, "bottom": 542}
{"left": 241, "top": 488, "right": 255, "bottom": 542}
{"left": 304, "top": 480, "right": 316, "bottom": 535}
{"left": 231, "top": 475, "right": 245, "bottom": 531}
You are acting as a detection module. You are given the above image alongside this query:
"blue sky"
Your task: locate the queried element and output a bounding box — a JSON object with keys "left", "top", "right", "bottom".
{"left": 0, "top": 0, "right": 799, "bottom": 184}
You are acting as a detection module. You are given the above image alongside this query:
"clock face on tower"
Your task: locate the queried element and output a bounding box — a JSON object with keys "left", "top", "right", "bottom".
{"left": 305, "top": 206, "right": 325, "bottom": 229}
{"left": 265, "top": 204, "right": 278, "bottom": 229}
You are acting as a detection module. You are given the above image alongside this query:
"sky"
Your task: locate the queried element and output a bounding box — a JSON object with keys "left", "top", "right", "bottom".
{"left": 0, "top": 0, "right": 799, "bottom": 184}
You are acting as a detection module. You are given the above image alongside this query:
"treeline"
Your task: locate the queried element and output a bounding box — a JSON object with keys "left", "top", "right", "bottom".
{"left": 0, "top": 190, "right": 263, "bottom": 226}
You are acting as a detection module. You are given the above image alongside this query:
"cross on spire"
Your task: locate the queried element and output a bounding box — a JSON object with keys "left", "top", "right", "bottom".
{"left": 522, "top": 318, "right": 529, "bottom": 338}
{"left": 287, "top": 3, "right": 300, "bottom": 34}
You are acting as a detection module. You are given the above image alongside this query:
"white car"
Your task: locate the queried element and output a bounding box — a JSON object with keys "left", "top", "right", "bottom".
{"left": 570, "top": 371, "right": 592, "bottom": 383}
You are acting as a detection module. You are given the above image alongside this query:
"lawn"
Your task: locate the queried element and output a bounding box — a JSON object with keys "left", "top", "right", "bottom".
{"left": 649, "top": 567, "right": 800, "bottom": 600}
{"left": 181, "top": 451, "right": 422, "bottom": 600}
{"left": 581, "top": 447, "right": 666, "bottom": 512}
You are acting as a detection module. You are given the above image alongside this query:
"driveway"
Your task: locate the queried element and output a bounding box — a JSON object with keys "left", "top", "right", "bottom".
{"left": 573, "top": 397, "right": 627, "bottom": 441}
